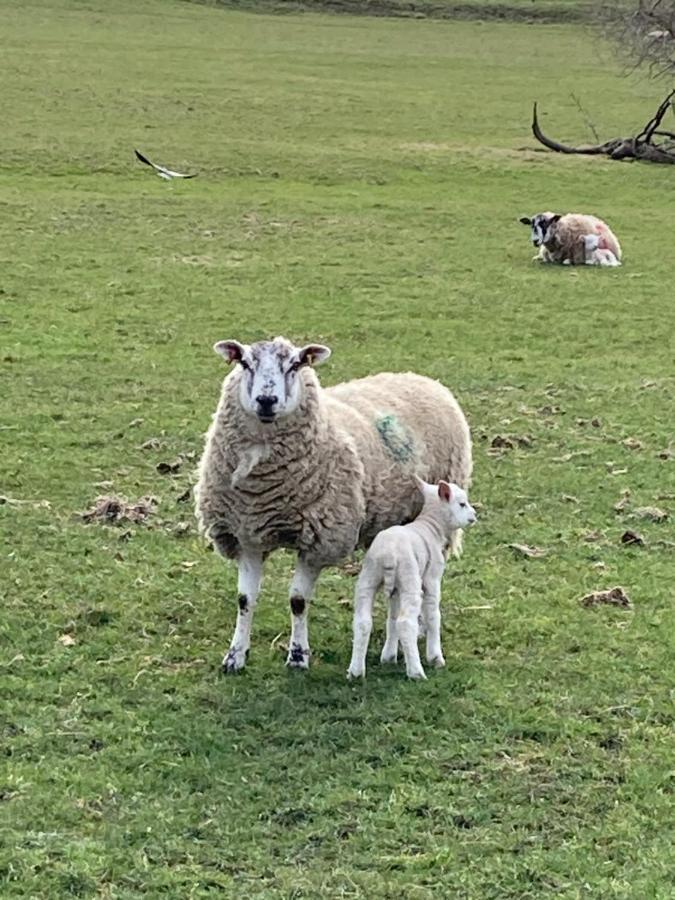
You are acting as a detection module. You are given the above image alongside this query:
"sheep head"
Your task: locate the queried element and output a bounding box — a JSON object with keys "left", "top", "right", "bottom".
{"left": 214, "top": 336, "right": 331, "bottom": 424}
{"left": 519, "top": 211, "right": 559, "bottom": 247}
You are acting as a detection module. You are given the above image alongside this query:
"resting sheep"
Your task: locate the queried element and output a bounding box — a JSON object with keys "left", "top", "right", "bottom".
{"left": 519, "top": 211, "right": 622, "bottom": 266}
{"left": 194, "top": 336, "right": 472, "bottom": 673}
{"left": 347, "top": 477, "right": 477, "bottom": 681}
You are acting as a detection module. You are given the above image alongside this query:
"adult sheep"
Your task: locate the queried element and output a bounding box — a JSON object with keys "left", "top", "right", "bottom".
{"left": 519, "top": 211, "right": 622, "bottom": 266}
{"left": 195, "top": 336, "right": 472, "bottom": 673}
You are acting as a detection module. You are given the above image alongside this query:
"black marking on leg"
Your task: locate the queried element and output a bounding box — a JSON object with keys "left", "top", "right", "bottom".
{"left": 223, "top": 646, "right": 243, "bottom": 674}
{"left": 289, "top": 643, "right": 309, "bottom": 665}
{"left": 238, "top": 594, "right": 248, "bottom": 612}
{"left": 290, "top": 595, "right": 305, "bottom": 616}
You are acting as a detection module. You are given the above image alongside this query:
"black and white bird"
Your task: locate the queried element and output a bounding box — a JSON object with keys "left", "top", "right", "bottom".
{"left": 134, "top": 149, "right": 197, "bottom": 180}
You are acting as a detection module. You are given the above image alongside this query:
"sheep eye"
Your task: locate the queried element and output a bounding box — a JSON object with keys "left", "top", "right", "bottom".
{"left": 459, "top": 502, "right": 467, "bottom": 508}
{"left": 289, "top": 360, "right": 302, "bottom": 372}
{"left": 240, "top": 360, "right": 251, "bottom": 372}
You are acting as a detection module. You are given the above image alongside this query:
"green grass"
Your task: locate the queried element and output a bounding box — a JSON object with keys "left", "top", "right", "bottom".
{"left": 1, "top": 0, "right": 674, "bottom": 897}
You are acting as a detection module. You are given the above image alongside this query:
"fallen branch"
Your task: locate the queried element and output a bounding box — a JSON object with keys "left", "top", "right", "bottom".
{"left": 531, "top": 91, "right": 675, "bottom": 164}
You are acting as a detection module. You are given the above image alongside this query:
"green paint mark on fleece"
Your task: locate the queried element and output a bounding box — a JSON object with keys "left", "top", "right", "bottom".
{"left": 375, "top": 414, "right": 415, "bottom": 463}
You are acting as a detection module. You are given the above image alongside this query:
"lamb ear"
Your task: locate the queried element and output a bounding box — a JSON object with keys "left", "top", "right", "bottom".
{"left": 214, "top": 340, "right": 248, "bottom": 364}
{"left": 519, "top": 216, "right": 532, "bottom": 225}
{"left": 297, "top": 344, "right": 331, "bottom": 367}
{"left": 438, "top": 481, "right": 452, "bottom": 502}
{"left": 413, "top": 475, "right": 427, "bottom": 495}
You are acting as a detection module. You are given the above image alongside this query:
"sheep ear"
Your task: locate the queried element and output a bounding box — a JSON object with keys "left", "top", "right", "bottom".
{"left": 519, "top": 216, "right": 532, "bottom": 225}
{"left": 214, "top": 340, "right": 248, "bottom": 364}
{"left": 414, "top": 475, "right": 427, "bottom": 495}
{"left": 438, "top": 481, "right": 452, "bottom": 502}
{"left": 297, "top": 344, "right": 331, "bottom": 367}
{"left": 550, "top": 214, "right": 562, "bottom": 225}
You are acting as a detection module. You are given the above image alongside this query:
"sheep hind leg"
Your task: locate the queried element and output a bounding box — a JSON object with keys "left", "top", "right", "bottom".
{"left": 347, "top": 560, "right": 379, "bottom": 679}
{"left": 286, "top": 556, "right": 322, "bottom": 670}
{"left": 222, "top": 550, "right": 263, "bottom": 674}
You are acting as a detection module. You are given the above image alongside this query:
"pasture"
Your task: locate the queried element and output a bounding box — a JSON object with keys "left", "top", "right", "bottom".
{"left": 1, "top": 0, "right": 674, "bottom": 896}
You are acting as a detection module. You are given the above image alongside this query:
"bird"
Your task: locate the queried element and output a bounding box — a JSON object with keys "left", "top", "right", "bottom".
{"left": 134, "top": 149, "right": 197, "bottom": 180}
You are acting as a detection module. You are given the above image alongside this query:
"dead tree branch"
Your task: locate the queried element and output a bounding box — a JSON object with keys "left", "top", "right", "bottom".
{"left": 531, "top": 91, "right": 675, "bottom": 164}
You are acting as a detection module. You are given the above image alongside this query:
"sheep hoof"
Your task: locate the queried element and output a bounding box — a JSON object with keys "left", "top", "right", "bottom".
{"left": 380, "top": 650, "right": 398, "bottom": 665}
{"left": 222, "top": 646, "right": 247, "bottom": 674}
{"left": 428, "top": 655, "right": 446, "bottom": 669}
{"left": 406, "top": 666, "right": 427, "bottom": 681}
{"left": 286, "top": 643, "right": 310, "bottom": 669}
{"left": 346, "top": 667, "right": 365, "bottom": 680}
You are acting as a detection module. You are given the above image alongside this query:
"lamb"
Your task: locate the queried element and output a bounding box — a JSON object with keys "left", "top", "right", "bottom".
{"left": 581, "top": 233, "right": 621, "bottom": 268}
{"left": 347, "top": 478, "right": 477, "bottom": 681}
{"left": 194, "top": 336, "right": 472, "bottom": 673}
{"left": 519, "top": 211, "right": 622, "bottom": 266}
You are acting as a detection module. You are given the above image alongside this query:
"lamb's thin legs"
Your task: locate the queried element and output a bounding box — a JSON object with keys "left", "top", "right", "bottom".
{"left": 347, "top": 564, "right": 379, "bottom": 679}
{"left": 422, "top": 582, "right": 445, "bottom": 668}
{"left": 287, "top": 557, "right": 321, "bottom": 669}
{"left": 380, "top": 590, "right": 400, "bottom": 664}
{"left": 396, "top": 584, "right": 426, "bottom": 680}
{"left": 222, "top": 550, "right": 263, "bottom": 673}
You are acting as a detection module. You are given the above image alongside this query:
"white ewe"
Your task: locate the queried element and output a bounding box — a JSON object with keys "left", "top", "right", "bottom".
{"left": 519, "top": 211, "right": 622, "bottom": 266}
{"left": 195, "top": 337, "right": 472, "bottom": 673}
{"left": 347, "top": 478, "right": 476, "bottom": 681}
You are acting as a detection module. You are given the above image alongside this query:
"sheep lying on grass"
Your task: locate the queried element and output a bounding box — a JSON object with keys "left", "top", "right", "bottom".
{"left": 347, "top": 478, "right": 477, "bottom": 681}
{"left": 519, "top": 211, "right": 622, "bottom": 266}
{"left": 195, "top": 336, "right": 472, "bottom": 673}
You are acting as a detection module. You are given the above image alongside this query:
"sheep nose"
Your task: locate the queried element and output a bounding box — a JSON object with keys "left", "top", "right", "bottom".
{"left": 256, "top": 395, "right": 278, "bottom": 414}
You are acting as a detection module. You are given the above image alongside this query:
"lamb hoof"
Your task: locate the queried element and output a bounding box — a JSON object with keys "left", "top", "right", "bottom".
{"left": 286, "top": 643, "right": 310, "bottom": 669}
{"left": 428, "top": 655, "right": 446, "bottom": 669}
{"left": 222, "top": 647, "right": 247, "bottom": 674}
{"left": 380, "top": 650, "right": 398, "bottom": 665}
{"left": 407, "top": 669, "right": 427, "bottom": 681}
{"left": 346, "top": 667, "right": 365, "bottom": 680}
{"left": 406, "top": 664, "right": 427, "bottom": 680}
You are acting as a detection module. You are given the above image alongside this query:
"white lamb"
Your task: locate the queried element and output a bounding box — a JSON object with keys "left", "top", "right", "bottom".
{"left": 347, "top": 478, "right": 477, "bottom": 681}
{"left": 519, "top": 211, "right": 622, "bottom": 266}
{"left": 195, "top": 337, "right": 472, "bottom": 673}
{"left": 581, "top": 233, "right": 621, "bottom": 267}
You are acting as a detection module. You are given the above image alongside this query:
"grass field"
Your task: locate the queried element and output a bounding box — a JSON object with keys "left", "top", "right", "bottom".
{"left": 2, "top": 0, "right": 674, "bottom": 897}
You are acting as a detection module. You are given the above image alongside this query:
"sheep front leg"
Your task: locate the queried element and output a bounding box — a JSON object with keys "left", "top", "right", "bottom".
{"left": 396, "top": 583, "right": 426, "bottom": 680}
{"left": 287, "top": 557, "right": 321, "bottom": 669}
{"left": 380, "top": 590, "right": 400, "bottom": 664}
{"left": 422, "top": 577, "right": 445, "bottom": 669}
{"left": 222, "top": 550, "right": 263, "bottom": 674}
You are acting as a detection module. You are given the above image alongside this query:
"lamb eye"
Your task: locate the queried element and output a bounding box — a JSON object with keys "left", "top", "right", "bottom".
{"left": 459, "top": 502, "right": 467, "bottom": 508}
